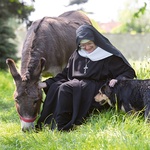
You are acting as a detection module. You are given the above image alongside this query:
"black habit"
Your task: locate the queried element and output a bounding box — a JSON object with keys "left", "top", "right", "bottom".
{"left": 36, "top": 25, "right": 136, "bottom": 131}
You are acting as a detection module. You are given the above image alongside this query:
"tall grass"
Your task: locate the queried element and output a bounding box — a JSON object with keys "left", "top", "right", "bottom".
{"left": 0, "top": 60, "right": 150, "bottom": 150}
{"left": 130, "top": 59, "right": 150, "bottom": 79}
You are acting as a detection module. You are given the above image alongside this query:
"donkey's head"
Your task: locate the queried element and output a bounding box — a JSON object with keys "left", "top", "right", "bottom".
{"left": 6, "top": 58, "right": 45, "bottom": 131}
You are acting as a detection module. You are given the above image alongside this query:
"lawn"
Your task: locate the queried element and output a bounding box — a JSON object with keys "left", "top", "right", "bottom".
{"left": 0, "top": 60, "right": 150, "bottom": 150}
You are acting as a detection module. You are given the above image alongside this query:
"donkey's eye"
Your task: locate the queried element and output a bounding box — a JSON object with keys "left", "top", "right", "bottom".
{"left": 33, "top": 99, "right": 39, "bottom": 107}
{"left": 15, "top": 99, "right": 19, "bottom": 103}
{"left": 33, "top": 100, "right": 38, "bottom": 104}
{"left": 33, "top": 99, "right": 39, "bottom": 104}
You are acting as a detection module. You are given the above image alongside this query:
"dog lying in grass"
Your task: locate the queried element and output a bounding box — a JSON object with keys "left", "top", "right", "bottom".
{"left": 94, "top": 79, "right": 150, "bottom": 121}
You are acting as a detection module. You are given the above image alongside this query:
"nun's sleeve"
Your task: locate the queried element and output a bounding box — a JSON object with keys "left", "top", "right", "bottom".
{"left": 43, "top": 51, "right": 76, "bottom": 92}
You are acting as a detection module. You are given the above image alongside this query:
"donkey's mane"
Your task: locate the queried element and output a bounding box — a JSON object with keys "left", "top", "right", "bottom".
{"left": 24, "top": 17, "right": 46, "bottom": 80}
{"left": 34, "top": 17, "right": 46, "bottom": 33}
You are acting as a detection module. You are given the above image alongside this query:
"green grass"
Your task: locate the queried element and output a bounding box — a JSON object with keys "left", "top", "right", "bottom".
{"left": 0, "top": 60, "right": 150, "bottom": 150}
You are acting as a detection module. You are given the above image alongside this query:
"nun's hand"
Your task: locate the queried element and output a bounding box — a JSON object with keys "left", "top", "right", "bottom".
{"left": 109, "top": 79, "right": 118, "bottom": 87}
{"left": 38, "top": 82, "right": 47, "bottom": 89}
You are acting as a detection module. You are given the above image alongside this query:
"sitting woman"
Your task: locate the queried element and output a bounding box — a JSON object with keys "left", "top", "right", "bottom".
{"left": 36, "top": 24, "right": 136, "bottom": 131}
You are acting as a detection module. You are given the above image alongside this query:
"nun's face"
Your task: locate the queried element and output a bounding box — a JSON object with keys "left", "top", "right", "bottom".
{"left": 80, "top": 41, "right": 97, "bottom": 53}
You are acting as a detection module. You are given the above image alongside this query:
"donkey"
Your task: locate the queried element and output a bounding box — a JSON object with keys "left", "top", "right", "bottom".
{"left": 6, "top": 10, "right": 91, "bottom": 131}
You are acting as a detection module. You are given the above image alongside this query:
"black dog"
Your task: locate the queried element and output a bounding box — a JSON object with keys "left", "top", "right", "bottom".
{"left": 95, "top": 79, "right": 150, "bottom": 120}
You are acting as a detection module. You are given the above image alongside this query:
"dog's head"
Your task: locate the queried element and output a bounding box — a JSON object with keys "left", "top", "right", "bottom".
{"left": 94, "top": 82, "right": 113, "bottom": 106}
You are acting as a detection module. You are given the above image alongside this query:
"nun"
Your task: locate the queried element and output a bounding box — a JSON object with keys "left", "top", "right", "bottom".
{"left": 36, "top": 24, "right": 136, "bottom": 131}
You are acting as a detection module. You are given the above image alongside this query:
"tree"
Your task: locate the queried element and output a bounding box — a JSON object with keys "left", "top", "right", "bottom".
{"left": 0, "top": 0, "right": 35, "bottom": 70}
{"left": 112, "top": 1, "right": 150, "bottom": 33}
{"left": 134, "top": 2, "right": 147, "bottom": 18}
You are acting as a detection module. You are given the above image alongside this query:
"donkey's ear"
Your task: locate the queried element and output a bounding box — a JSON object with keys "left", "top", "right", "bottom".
{"left": 6, "top": 58, "right": 21, "bottom": 84}
{"left": 32, "top": 57, "right": 46, "bottom": 78}
{"left": 40, "top": 57, "right": 46, "bottom": 71}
